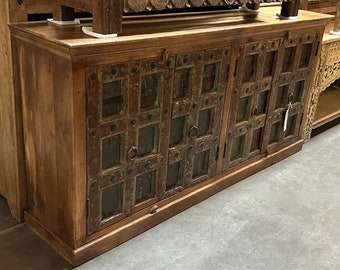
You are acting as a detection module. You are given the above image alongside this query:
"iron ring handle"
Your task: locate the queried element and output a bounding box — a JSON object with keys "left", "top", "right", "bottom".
{"left": 252, "top": 106, "right": 258, "bottom": 117}
{"left": 127, "top": 146, "right": 138, "bottom": 160}
{"left": 288, "top": 93, "right": 294, "bottom": 103}
{"left": 189, "top": 126, "right": 199, "bottom": 138}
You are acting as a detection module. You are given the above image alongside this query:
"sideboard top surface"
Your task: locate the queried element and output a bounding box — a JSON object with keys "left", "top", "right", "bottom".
{"left": 323, "top": 24, "right": 340, "bottom": 44}
{"left": 10, "top": 7, "right": 332, "bottom": 56}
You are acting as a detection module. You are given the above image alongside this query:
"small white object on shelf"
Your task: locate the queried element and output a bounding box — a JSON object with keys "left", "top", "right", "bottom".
{"left": 47, "top": 18, "right": 80, "bottom": 25}
{"left": 82, "top": 27, "right": 118, "bottom": 38}
{"left": 276, "top": 13, "right": 298, "bottom": 20}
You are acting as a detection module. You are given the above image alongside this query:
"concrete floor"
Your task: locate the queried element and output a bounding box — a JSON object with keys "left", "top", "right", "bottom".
{"left": 1, "top": 123, "right": 339, "bottom": 270}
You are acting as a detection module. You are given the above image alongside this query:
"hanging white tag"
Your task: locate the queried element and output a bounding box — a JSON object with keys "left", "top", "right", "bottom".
{"left": 283, "top": 102, "right": 292, "bottom": 132}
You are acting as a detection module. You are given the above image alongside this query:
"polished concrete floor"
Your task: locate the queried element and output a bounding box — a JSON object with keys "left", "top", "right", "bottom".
{"left": 1, "top": 123, "right": 339, "bottom": 270}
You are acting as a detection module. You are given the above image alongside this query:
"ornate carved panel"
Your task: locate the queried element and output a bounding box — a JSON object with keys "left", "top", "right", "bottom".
{"left": 266, "top": 31, "right": 321, "bottom": 147}
{"left": 86, "top": 56, "right": 173, "bottom": 234}
{"left": 85, "top": 29, "right": 321, "bottom": 236}
{"left": 55, "top": 0, "right": 283, "bottom": 35}
{"left": 223, "top": 31, "right": 321, "bottom": 170}
{"left": 167, "top": 47, "right": 230, "bottom": 194}
{"left": 303, "top": 39, "right": 340, "bottom": 140}
{"left": 223, "top": 38, "right": 280, "bottom": 170}
{"left": 123, "top": 0, "right": 282, "bottom": 12}
{"left": 86, "top": 46, "right": 230, "bottom": 233}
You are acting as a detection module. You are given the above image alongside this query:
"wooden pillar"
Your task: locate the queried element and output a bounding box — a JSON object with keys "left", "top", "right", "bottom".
{"left": 333, "top": 5, "right": 340, "bottom": 32}
{"left": 53, "top": 0, "right": 75, "bottom": 22}
{"left": 92, "top": 0, "right": 123, "bottom": 34}
{"left": 300, "top": 0, "right": 309, "bottom": 9}
{"left": 0, "top": 0, "right": 28, "bottom": 221}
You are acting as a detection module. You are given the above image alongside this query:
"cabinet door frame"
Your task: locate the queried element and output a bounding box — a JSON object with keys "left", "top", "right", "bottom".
{"left": 85, "top": 56, "right": 173, "bottom": 234}
{"left": 166, "top": 46, "right": 231, "bottom": 195}
{"left": 223, "top": 37, "right": 282, "bottom": 171}
{"left": 265, "top": 31, "right": 321, "bottom": 153}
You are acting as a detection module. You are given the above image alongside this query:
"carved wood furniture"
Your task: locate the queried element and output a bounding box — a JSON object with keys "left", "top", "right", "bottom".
{"left": 10, "top": 6, "right": 331, "bottom": 266}
{"left": 301, "top": 0, "right": 340, "bottom": 140}
{"left": 303, "top": 33, "right": 340, "bottom": 139}
{"left": 53, "top": 0, "right": 282, "bottom": 34}
{"left": 0, "top": 0, "right": 280, "bottom": 222}
{"left": 300, "top": 0, "right": 340, "bottom": 33}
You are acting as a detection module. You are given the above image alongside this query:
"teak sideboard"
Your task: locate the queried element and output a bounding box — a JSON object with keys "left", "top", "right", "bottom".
{"left": 10, "top": 6, "right": 331, "bottom": 266}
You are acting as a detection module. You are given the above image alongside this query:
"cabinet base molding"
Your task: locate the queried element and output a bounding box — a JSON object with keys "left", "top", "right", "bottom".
{"left": 26, "top": 140, "right": 303, "bottom": 266}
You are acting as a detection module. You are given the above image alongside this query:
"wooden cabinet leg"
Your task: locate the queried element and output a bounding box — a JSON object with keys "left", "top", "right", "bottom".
{"left": 92, "top": 0, "right": 123, "bottom": 35}
{"left": 53, "top": 1, "right": 75, "bottom": 22}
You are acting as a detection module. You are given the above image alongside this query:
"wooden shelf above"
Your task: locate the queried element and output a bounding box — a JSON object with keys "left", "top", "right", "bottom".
{"left": 313, "top": 86, "right": 340, "bottom": 129}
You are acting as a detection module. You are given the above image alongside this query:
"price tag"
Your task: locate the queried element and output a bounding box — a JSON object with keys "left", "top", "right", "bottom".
{"left": 283, "top": 102, "right": 293, "bottom": 132}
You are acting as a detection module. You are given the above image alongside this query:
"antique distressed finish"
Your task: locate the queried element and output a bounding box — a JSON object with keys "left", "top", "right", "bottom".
{"left": 301, "top": 0, "right": 340, "bottom": 140}
{"left": 86, "top": 47, "right": 231, "bottom": 234}
{"left": 223, "top": 31, "right": 319, "bottom": 170}
{"left": 53, "top": 0, "right": 282, "bottom": 34}
{"left": 0, "top": 0, "right": 53, "bottom": 220}
{"left": 301, "top": 0, "right": 340, "bottom": 32}
{"left": 265, "top": 32, "right": 320, "bottom": 147}
{"left": 224, "top": 38, "right": 280, "bottom": 169}
{"left": 303, "top": 36, "right": 340, "bottom": 140}
{"left": 123, "top": 0, "right": 280, "bottom": 12}
{"left": 10, "top": 7, "right": 331, "bottom": 266}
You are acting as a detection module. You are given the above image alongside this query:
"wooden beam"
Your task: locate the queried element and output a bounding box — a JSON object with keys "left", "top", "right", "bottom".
{"left": 0, "top": 0, "right": 27, "bottom": 221}
{"left": 300, "top": 0, "right": 309, "bottom": 10}
{"left": 92, "top": 0, "right": 123, "bottom": 34}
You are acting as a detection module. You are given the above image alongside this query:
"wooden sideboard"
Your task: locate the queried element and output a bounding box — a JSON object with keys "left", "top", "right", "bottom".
{"left": 10, "top": 6, "right": 331, "bottom": 266}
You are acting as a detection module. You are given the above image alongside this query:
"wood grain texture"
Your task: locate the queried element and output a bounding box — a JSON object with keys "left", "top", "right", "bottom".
{"left": 0, "top": 0, "right": 29, "bottom": 221}
{"left": 0, "top": 0, "right": 16, "bottom": 212}
{"left": 54, "top": 0, "right": 281, "bottom": 34}
{"left": 0, "top": 0, "right": 55, "bottom": 221}
{"left": 92, "top": 0, "right": 123, "bottom": 34}
{"left": 313, "top": 86, "right": 340, "bottom": 128}
{"left": 15, "top": 39, "right": 86, "bottom": 248}
{"left": 301, "top": 0, "right": 340, "bottom": 31}
{"left": 301, "top": 1, "right": 340, "bottom": 140}
{"left": 25, "top": 0, "right": 53, "bottom": 14}
{"left": 10, "top": 6, "right": 332, "bottom": 265}
{"left": 25, "top": 139, "right": 304, "bottom": 266}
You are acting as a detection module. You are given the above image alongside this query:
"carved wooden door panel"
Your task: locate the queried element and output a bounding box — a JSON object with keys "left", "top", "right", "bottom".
{"left": 223, "top": 38, "right": 281, "bottom": 170}
{"left": 86, "top": 56, "right": 172, "bottom": 234}
{"left": 265, "top": 31, "right": 321, "bottom": 150}
{"left": 166, "top": 47, "right": 230, "bottom": 197}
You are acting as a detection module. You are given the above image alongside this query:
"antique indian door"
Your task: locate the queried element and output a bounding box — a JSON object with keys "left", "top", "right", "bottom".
{"left": 223, "top": 31, "right": 320, "bottom": 170}
{"left": 86, "top": 46, "right": 231, "bottom": 234}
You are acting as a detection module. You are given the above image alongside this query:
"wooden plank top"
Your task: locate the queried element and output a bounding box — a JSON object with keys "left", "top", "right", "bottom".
{"left": 323, "top": 23, "right": 340, "bottom": 44}
{"left": 10, "top": 7, "right": 333, "bottom": 58}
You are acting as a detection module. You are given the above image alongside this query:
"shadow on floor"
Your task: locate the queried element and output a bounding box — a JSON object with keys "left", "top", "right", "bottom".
{"left": 0, "top": 195, "right": 19, "bottom": 231}
{"left": 0, "top": 196, "right": 72, "bottom": 270}
{"left": 311, "top": 117, "right": 340, "bottom": 138}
